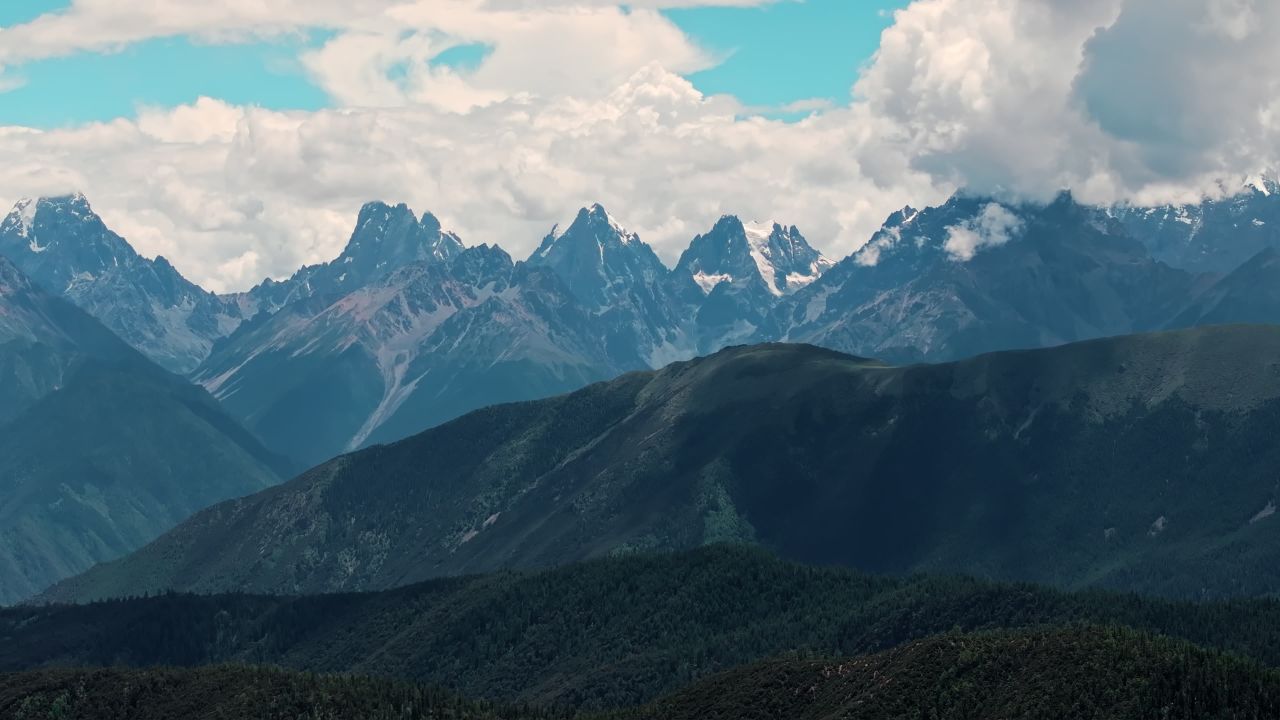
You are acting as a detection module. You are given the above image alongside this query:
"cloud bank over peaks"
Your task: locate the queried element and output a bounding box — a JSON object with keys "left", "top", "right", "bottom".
{"left": 1, "top": 0, "right": 1279, "bottom": 292}
{"left": 0, "top": 67, "right": 940, "bottom": 293}
{"left": 860, "top": 0, "right": 1280, "bottom": 206}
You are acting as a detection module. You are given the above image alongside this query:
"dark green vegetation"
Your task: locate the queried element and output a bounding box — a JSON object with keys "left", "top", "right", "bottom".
{"left": 14, "top": 547, "right": 1280, "bottom": 710}
{"left": 632, "top": 627, "right": 1280, "bottom": 720}
{"left": 0, "top": 666, "right": 560, "bottom": 720}
{"left": 44, "top": 324, "right": 1280, "bottom": 603}
{"left": 0, "top": 258, "right": 287, "bottom": 604}
{"left": 7, "top": 627, "right": 1280, "bottom": 720}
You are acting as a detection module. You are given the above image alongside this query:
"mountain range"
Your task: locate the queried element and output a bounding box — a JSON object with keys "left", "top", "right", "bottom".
{"left": 40, "top": 325, "right": 1280, "bottom": 603}
{"left": 0, "top": 195, "right": 250, "bottom": 375}
{"left": 0, "top": 257, "right": 287, "bottom": 604}
{"left": 9, "top": 182, "right": 1280, "bottom": 715}
{"left": 7, "top": 185, "right": 1280, "bottom": 468}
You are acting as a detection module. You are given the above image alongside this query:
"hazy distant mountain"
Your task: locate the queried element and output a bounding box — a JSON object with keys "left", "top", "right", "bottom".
{"left": 674, "top": 215, "right": 832, "bottom": 352}
{"left": 12, "top": 188, "right": 1280, "bottom": 470}
{"left": 527, "top": 204, "right": 690, "bottom": 368}
{"left": 1114, "top": 176, "right": 1280, "bottom": 273}
{"left": 235, "top": 201, "right": 466, "bottom": 318}
{"left": 0, "top": 195, "right": 247, "bottom": 374}
{"left": 677, "top": 216, "right": 831, "bottom": 297}
{"left": 0, "top": 258, "right": 285, "bottom": 604}
{"left": 47, "top": 325, "right": 1280, "bottom": 602}
{"left": 0, "top": 256, "right": 139, "bottom": 425}
{"left": 193, "top": 205, "right": 627, "bottom": 466}
{"left": 1168, "top": 247, "right": 1280, "bottom": 329}
{"left": 769, "top": 194, "right": 1199, "bottom": 362}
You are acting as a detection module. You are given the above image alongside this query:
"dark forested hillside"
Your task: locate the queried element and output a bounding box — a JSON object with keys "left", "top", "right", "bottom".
{"left": 13, "top": 547, "right": 1280, "bottom": 710}
{"left": 43, "top": 324, "right": 1280, "bottom": 603}
{"left": 628, "top": 627, "right": 1280, "bottom": 720}
{"left": 6, "top": 628, "right": 1280, "bottom": 720}
{"left": 0, "top": 666, "right": 563, "bottom": 720}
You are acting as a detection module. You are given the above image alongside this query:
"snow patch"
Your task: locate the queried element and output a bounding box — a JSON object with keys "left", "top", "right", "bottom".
{"left": 785, "top": 271, "right": 819, "bottom": 290}
{"left": 803, "top": 285, "right": 835, "bottom": 324}
{"left": 743, "top": 221, "right": 782, "bottom": 296}
{"left": 645, "top": 334, "right": 696, "bottom": 369}
{"left": 1148, "top": 515, "right": 1168, "bottom": 536}
{"left": 692, "top": 271, "right": 732, "bottom": 294}
{"left": 7, "top": 198, "right": 36, "bottom": 239}
{"left": 1253, "top": 219, "right": 1266, "bottom": 227}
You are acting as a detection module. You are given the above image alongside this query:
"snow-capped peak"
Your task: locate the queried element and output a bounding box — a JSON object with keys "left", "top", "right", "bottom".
{"left": 583, "top": 203, "right": 638, "bottom": 244}
{"left": 676, "top": 215, "right": 832, "bottom": 297}
{"left": 6, "top": 198, "right": 37, "bottom": 239}
{"left": 742, "top": 220, "right": 832, "bottom": 296}
{"left": 534, "top": 204, "right": 643, "bottom": 260}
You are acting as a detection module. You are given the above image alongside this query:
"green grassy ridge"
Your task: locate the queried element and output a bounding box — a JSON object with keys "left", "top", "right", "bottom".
{"left": 626, "top": 626, "right": 1280, "bottom": 720}
{"left": 5, "top": 626, "right": 1280, "bottom": 720}
{"left": 11, "top": 546, "right": 1280, "bottom": 710}
{"left": 43, "top": 325, "right": 1280, "bottom": 605}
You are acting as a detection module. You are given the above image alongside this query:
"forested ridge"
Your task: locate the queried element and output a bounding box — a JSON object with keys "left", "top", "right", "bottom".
{"left": 11, "top": 546, "right": 1280, "bottom": 710}
{"left": 7, "top": 626, "right": 1280, "bottom": 720}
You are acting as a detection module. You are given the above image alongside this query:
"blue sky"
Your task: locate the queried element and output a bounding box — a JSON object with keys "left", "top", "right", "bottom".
{"left": 0, "top": 1, "right": 906, "bottom": 128}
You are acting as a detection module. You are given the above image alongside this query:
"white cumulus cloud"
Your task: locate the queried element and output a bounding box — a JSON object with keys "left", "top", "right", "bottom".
{"left": 0, "top": 0, "right": 1278, "bottom": 293}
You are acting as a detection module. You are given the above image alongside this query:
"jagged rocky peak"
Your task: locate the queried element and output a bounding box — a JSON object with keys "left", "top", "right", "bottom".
{"left": 448, "top": 243, "right": 514, "bottom": 286}
{"left": 678, "top": 214, "right": 832, "bottom": 296}
{"left": 578, "top": 202, "right": 637, "bottom": 240}
{"left": 535, "top": 203, "right": 639, "bottom": 255}
{"left": 0, "top": 198, "right": 38, "bottom": 239}
{"left": 884, "top": 205, "right": 921, "bottom": 228}
{"left": 4, "top": 193, "right": 98, "bottom": 229}
{"left": 0, "top": 192, "right": 246, "bottom": 374}
{"left": 0, "top": 193, "right": 138, "bottom": 272}
{"left": 240, "top": 199, "right": 474, "bottom": 313}
{"left": 340, "top": 201, "right": 465, "bottom": 272}
{"left": 418, "top": 210, "right": 465, "bottom": 262}
{"left": 528, "top": 203, "right": 669, "bottom": 309}
{"left": 742, "top": 219, "right": 832, "bottom": 295}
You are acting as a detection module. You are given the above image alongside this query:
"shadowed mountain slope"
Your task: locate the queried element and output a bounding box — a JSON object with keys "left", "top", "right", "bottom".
{"left": 40, "top": 325, "right": 1280, "bottom": 605}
